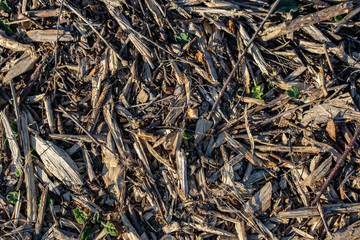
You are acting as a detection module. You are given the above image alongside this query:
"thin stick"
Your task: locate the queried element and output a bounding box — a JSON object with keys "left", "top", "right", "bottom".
{"left": 312, "top": 125, "right": 360, "bottom": 205}
{"left": 317, "top": 203, "right": 332, "bottom": 236}
{"left": 206, "top": 0, "right": 281, "bottom": 120}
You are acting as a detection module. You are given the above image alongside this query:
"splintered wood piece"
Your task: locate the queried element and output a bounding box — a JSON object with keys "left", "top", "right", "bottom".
{"left": 101, "top": 132, "right": 126, "bottom": 206}
{"left": 261, "top": 2, "right": 353, "bottom": 41}
{"left": 26, "top": 29, "right": 73, "bottom": 42}
{"left": 302, "top": 25, "right": 360, "bottom": 69}
{"left": 327, "top": 220, "right": 360, "bottom": 240}
{"left": 144, "top": 141, "right": 177, "bottom": 175}
{"left": 225, "top": 133, "right": 263, "bottom": 167}
{"left": 164, "top": 96, "right": 186, "bottom": 125}
{"left": 20, "top": 111, "right": 37, "bottom": 223}
{"left": 194, "top": 119, "right": 212, "bottom": 144}
{"left": 189, "top": 23, "right": 219, "bottom": 83}
{"left": 71, "top": 194, "right": 102, "bottom": 212}
{"left": 31, "top": 135, "right": 83, "bottom": 186}
{"left": 242, "top": 182, "right": 272, "bottom": 217}
{"left": 104, "top": 6, "right": 154, "bottom": 68}
{"left": 134, "top": 141, "right": 152, "bottom": 177}
{"left": 49, "top": 134, "right": 107, "bottom": 143}
{"left": 103, "top": 96, "right": 130, "bottom": 163}
{"left": 0, "top": 32, "right": 33, "bottom": 52}
{"left": 176, "top": 148, "right": 188, "bottom": 198}
{"left": 87, "top": 82, "right": 111, "bottom": 132}
{"left": 35, "top": 166, "right": 61, "bottom": 195}
{"left": 302, "top": 155, "right": 333, "bottom": 187}
{"left": 144, "top": 0, "right": 165, "bottom": 27}
{"left": 301, "top": 93, "right": 360, "bottom": 126}
{"left": 15, "top": 8, "right": 62, "bottom": 20}
{"left": 278, "top": 203, "right": 360, "bottom": 218}
{"left": 187, "top": 222, "right": 237, "bottom": 237}
{"left": 121, "top": 213, "right": 141, "bottom": 240}
{"left": 3, "top": 52, "right": 39, "bottom": 84}
{"left": 235, "top": 221, "right": 247, "bottom": 240}
{"left": 238, "top": 23, "right": 268, "bottom": 75}
{"left": 0, "top": 110, "right": 22, "bottom": 171}
{"left": 34, "top": 186, "right": 48, "bottom": 238}
{"left": 82, "top": 145, "right": 96, "bottom": 182}
{"left": 44, "top": 96, "right": 55, "bottom": 133}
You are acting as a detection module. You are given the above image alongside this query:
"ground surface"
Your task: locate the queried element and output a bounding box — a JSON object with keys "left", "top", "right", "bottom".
{"left": 1, "top": 0, "right": 360, "bottom": 239}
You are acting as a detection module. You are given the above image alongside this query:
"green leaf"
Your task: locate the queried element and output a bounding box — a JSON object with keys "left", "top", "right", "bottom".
{"left": 15, "top": 168, "right": 21, "bottom": 178}
{"left": 286, "top": 86, "right": 300, "bottom": 99}
{"left": 10, "top": 122, "right": 18, "bottom": 137}
{"left": 173, "top": 32, "right": 190, "bottom": 46}
{"left": 104, "top": 222, "right": 117, "bottom": 237}
{"left": 251, "top": 85, "right": 261, "bottom": 93}
{"left": 81, "top": 226, "right": 94, "bottom": 240}
{"left": 6, "top": 191, "right": 19, "bottom": 204}
{"left": 273, "top": 0, "right": 301, "bottom": 14}
{"left": 251, "top": 85, "right": 264, "bottom": 100}
{"left": 73, "top": 208, "right": 89, "bottom": 224}
{"left": 92, "top": 212, "right": 100, "bottom": 222}
{"left": 45, "top": 198, "right": 55, "bottom": 211}
{"left": 334, "top": 15, "right": 343, "bottom": 22}
{"left": 268, "top": 82, "right": 275, "bottom": 89}
{"left": 182, "top": 130, "right": 194, "bottom": 140}
{"left": 0, "top": 0, "right": 12, "bottom": 12}
{"left": 254, "top": 92, "right": 264, "bottom": 100}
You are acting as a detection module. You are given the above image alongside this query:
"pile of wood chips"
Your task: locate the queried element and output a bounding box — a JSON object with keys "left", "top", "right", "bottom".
{"left": 1, "top": 0, "right": 360, "bottom": 239}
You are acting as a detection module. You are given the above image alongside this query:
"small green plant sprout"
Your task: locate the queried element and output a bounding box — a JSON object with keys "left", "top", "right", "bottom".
{"left": 268, "top": 81, "right": 275, "bottom": 89}
{"left": 104, "top": 222, "right": 118, "bottom": 237}
{"left": 286, "top": 86, "right": 300, "bottom": 99}
{"left": 0, "top": 0, "right": 11, "bottom": 12}
{"left": 334, "top": 15, "right": 343, "bottom": 22}
{"left": 15, "top": 168, "right": 21, "bottom": 178}
{"left": 174, "top": 32, "right": 190, "bottom": 46}
{"left": 10, "top": 122, "right": 18, "bottom": 137}
{"left": 92, "top": 212, "right": 100, "bottom": 223}
{"left": 6, "top": 191, "right": 19, "bottom": 204}
{"left": 81, "top": 226, "right": 94, "bottom": 240}
{"left": 251, "top": 85, "right": 264, "bottom": 100}
{"left": 45, "top": 198, "right": 55, "bottom": 211}
{"left": 182, "top": 130, "right": 194, "bottom": 140}
{"left": 73, "top": 208, "right": 89, "bottom": 224}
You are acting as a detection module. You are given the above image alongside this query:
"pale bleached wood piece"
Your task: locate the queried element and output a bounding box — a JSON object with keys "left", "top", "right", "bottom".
{"left": 176, "top": 148, "right": 188, "bottom": 199}
{"left": 35, "top": 166, "right": 61, "bottom": 195}
{"left": 103, "top": 96, "right": 129, "bottom": 164}
{"left": 3, "top": 53, "right": 39, "bottom": 84}
{"left": 278, "top": 203, "right": 360, "bottom": 218}
{"left": 261, "top": 2, "right": 353, "bottom": 41}
{"left": 242, "top": 182, "right": 272, "bottom": 217}
{"left": 0, "top": 110, "right": 22, "bottom": 171}
{"left": 44, "top": 96, "right": 55, "bottom": 133}
{"left": 31, "top": 135, "right": 83, "bottom": 186}
{"left": 71, "top": 194, "right": 102, "bottom": 213}
{"left": 26, "top": 29, "right": 73, "bottom": 42}
{"left": 187, "top": 222, "right": 237, "bottom": 237}
{"left": 20, "top": 112, "right": 37, "bottom": 223}
{"left": 0, "top": 31, "right": 33, "bottom": 52}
